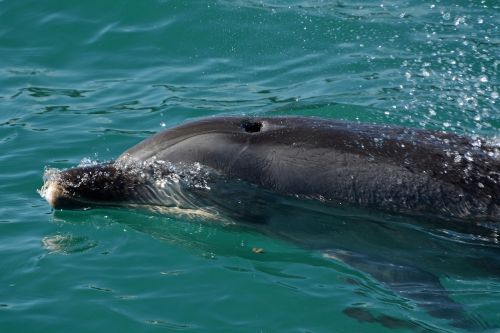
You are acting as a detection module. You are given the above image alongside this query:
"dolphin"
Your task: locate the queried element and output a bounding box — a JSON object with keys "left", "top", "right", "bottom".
{"left": 39, "top": 116, "right": 499, "bottom": 330}
{"left": 41, "top": 116, "right": 499, "bottom": 220}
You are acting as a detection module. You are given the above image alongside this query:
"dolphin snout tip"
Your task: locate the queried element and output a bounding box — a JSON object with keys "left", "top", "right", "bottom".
{"left": 39, "top": 179, "right": 64, "bottom": 209}
{"left": 39, "top": 168, "right": 75, "bottom": 209}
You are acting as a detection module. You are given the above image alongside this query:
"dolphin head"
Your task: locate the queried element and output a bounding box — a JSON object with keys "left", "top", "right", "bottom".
{"left": 40, "top": 163, "right": 140, "bottom": 210}
{"left": 39, "top": 158, "right": 218, "bottom": 213}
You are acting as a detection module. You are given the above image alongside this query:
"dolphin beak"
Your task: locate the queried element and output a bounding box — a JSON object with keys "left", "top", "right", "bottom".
{"left": 39, "top": 168, "right": 63, "bottom": 208}
{"left": 41, "top": 180, "right": 62, "bottom": 208}
{"left": 39, "top": 179, "right": 82, "bottom": 209}
{"left": 39, "top": 168, "right": 89, "bottom": 210}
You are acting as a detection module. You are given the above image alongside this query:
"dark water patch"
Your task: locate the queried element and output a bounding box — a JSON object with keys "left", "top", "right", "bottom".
{"left": 48, "top": 159, "right": 71, "bottom": 165}
{"left": 12, "top": 87, "right": 92, "bottom": 99}
{"left": 0, "top": 117, "right": 48, "bottom": 132}
{"left": 343, "top": 306, "right": 422, "bottom": 330}
{"left": 0, "top": 135, "right": 14, "bottom": 144}
{"left": 110, "top": 100, "right": 141, "bottom": 110}
{"left": 256, "top": 89, "right": 271, "bottom": 94}
{"left": 268, "top": 96, "right": 299, "bottom": 104}
{"left": 88, "top": 285, "right": 113, "bottom": 293}
{"left": 223, "top": 266, "right": 251, "bottom": 273}
{"left": 363, "top": 73, "right": 379, "bottom": 80}
{"left": 0, "top": 118, "right": 22, "bottom": 127}
{"left": 153, "top": 84, "right": 204, "bottom": 93}
{"left": 7, "top": 68, "right": 49, "bottom": 76}
{"left": 38, "top": 105, "right": 71, "bottom": 114}
{"left": 30, "top": 128, "right": 48, "bottom": 132}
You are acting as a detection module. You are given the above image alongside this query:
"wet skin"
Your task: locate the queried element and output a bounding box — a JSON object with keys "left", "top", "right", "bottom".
{"left": 41, "top": 116, "right": 500, "bottom": 330}
{"left": 44, "top": 116, "right": 499, "bottom": 220}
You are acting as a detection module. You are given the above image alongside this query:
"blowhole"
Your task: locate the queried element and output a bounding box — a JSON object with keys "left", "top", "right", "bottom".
{"left": 241, "top": 120, "right": 262, "bottom": 133}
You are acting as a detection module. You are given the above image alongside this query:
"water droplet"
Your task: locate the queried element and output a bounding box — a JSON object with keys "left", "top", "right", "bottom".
{"left": 454, "top": 17, "right": 465, "bottom": 26}
{"left": 479, "top": 75, "right": 488, "bottom": 83}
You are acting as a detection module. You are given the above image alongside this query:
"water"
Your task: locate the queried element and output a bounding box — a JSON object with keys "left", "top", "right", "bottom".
{"left": 1, "top": 0, "right": 499, "bottom": 332}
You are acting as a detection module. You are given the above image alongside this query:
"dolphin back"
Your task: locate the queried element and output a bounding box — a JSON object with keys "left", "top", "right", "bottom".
{"left": 118, "top": 116, "right": 500, "bottom": 220}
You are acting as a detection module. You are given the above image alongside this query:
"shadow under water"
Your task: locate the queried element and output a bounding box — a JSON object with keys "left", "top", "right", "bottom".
{"left": 51, "top": 193, "right": 500, "bottom": 332}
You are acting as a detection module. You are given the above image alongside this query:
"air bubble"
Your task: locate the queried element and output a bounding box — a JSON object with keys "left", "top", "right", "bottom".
{"left": 479, "top": 75, "right": 488, "bottom": 83}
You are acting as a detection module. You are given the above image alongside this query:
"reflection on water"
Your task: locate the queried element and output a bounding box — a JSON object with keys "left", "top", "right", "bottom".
{"left": 42, "top": 234, "right": 98, "bottom": 254}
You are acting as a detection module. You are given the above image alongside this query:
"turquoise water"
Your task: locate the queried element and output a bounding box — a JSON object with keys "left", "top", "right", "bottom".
{"left": 1, "top": 0, "right": 499, "bottom": 332}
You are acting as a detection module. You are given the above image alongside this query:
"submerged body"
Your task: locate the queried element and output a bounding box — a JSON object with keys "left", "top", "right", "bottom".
{"left": 40, "top": 116, "right": 499, "bottom": 330}
{"left": 42, "top": 116, "right": 499, "bottom": 220}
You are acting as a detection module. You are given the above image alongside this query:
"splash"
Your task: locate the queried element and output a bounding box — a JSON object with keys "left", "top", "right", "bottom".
{"left": 38, "top": 167, "right": 63, "bottom": 205}
{"left": 39, "top": 158, "right": 219, "bottom": 216}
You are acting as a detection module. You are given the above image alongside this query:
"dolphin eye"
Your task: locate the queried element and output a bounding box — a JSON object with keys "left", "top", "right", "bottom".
{"left": 240, "top": 120, "right": 262, "bottom": 133}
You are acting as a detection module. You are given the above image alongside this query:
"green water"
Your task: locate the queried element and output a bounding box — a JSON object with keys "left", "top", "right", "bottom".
{"left": 1, "top": 0, "right": 499, "bottom": 332}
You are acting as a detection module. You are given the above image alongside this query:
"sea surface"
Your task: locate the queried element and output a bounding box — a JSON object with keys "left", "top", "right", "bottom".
{"left": 1, "top": 1, "right": 499, "bottom": 332}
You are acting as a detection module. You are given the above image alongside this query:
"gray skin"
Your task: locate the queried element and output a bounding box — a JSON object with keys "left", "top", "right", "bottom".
{"left": 44, "top": 116, "right": 499, "bottom": 219}
{"left": 41, "top": 116, "right": 499, "bottom": 330}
